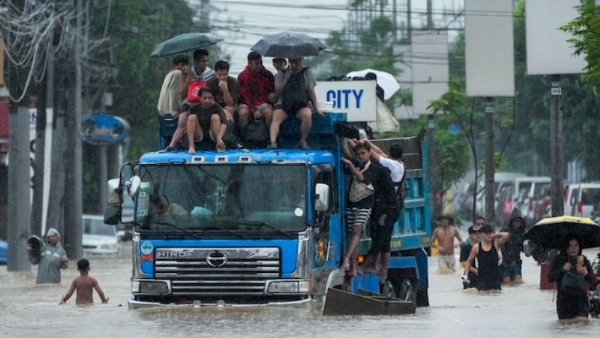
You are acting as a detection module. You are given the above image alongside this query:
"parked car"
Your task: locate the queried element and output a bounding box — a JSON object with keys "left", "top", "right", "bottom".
{"left": 564, "top": 183, "right": 600, "bottom": 218}
{"left": 522, "top": 177, "right": 551, "bottom": 224}
{"left": 0, "top": 239, "right": 7, "bottom": 264}
{"left": 475, "top": 172, "right": 525, "bottom": 219}
{"left": 564, "top": 183, "right": 579, "bottom": 216}
{"left": 82, "top": 214, "right": 121, "bottom": 255}
{"left": 533, "top": 184, "right": 552, "bottom": 226}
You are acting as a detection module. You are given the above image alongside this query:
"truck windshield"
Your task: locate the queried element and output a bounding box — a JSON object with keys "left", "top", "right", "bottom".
{"left": 134, "top": 164, "right": 308, "bottom": 234}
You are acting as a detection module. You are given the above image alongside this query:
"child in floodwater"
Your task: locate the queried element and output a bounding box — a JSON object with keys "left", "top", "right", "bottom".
{"left": 59, "top": 259, "right": 109, "bottom": 306}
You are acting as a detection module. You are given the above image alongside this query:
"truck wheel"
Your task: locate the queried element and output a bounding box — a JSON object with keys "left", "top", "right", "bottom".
{"left": 380, "top": 280, "right": 395, "bottom": 299}
{"left": 397, "top": 279, "right": 417, "bottom": 305}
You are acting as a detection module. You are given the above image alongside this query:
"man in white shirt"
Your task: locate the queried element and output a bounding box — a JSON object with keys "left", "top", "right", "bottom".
{"left": 356, "top": 139, "right": 405, "bottom": 280}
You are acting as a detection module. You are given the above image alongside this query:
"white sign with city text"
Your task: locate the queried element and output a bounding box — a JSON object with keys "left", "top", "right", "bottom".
{"left": 315, "top": 81, "right": 376, "bottom": 122}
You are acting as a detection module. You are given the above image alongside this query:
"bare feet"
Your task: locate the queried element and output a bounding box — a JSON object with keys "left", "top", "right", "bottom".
{"left": 188, "top": 147, "right": 196, "bottom": 155}
{"left": 165, "top": 145, "right": 177, "bottom": 151}
{"left": 375, "top": 271, "right": 387, "bottom": 281}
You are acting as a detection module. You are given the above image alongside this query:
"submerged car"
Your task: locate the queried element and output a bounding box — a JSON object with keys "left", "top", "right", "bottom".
{"left": 82, "top": 215, "right": 121, "bottom": 255}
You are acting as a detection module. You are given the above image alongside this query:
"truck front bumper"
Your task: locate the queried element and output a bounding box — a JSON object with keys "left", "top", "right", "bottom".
{"left": 127, "top": 297, "right": 314, "bottom": 310}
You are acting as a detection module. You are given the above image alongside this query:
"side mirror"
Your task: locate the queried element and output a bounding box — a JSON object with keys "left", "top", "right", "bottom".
{"left": 107, "top": 178, "right": 122, "bottom": 204}
{"left": 315, "top": 183, "right": 330, "bottom": 212}
{"left": 104, "top": 204, "right": 122, "bottom": 226}
{"left": 127, "top": 175, "right": 142, "bottom": 198}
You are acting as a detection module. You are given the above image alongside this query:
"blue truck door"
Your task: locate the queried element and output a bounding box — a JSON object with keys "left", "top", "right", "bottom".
{"left": 312, "top": 165, "right": 340, "bottom": 268}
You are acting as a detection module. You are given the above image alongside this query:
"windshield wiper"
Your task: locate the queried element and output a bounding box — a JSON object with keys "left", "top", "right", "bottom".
{"left": 235, "top": 221, "right": 296, "bottom": 239}
{"left": 200, "top": 225, "right": 250, "bottom": 239}
{"left": 137, "top": 221, "right": 202, "bottom": 239}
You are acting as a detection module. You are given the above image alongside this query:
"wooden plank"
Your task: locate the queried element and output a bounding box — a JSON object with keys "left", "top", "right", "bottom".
{"left": 323, "top": 288, "right": 416, "bottom": 316}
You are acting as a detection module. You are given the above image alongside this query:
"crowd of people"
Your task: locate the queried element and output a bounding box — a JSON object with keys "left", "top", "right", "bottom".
{"left": 157, "top": 49, "right": 325, "bottom": 152}
{"left": 432, "top": 210, "right": 599, "bottom": 321}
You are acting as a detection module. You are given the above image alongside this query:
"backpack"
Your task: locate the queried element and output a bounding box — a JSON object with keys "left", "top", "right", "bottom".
{"left": 394, "top": 162, "right": 409, "bottom": 209}
{"left": 281, "top": 67, "right": 310, "bottom": 113}
{"left": 373, "top": 165, "right": 398, "bottom": 209}
{"left": 187, "top": 80, "right": 207, "bottom": 103}
{"left": 244, "top": 118, "right": 269, "bottom": 148}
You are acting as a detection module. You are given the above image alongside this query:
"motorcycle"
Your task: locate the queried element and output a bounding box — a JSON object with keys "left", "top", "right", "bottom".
{"left": 589, "top": 253, "right": 600, "bottom": 318}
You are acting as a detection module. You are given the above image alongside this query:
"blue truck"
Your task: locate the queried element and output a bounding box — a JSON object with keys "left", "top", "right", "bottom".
{"left": 104, "top": 112, "right": 431, "bottom": 310}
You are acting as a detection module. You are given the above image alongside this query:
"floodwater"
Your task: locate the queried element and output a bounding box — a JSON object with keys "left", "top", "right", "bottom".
{"left": 2, "top": 240, "right": 600, "bottom": 338}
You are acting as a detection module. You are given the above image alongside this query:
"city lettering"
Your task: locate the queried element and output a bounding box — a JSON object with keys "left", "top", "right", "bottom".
{"left": 326, "top": 89, "right": 364, "bottom": 109}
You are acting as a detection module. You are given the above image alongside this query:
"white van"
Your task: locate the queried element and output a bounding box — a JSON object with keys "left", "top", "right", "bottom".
{"left": 475, "top": 172, "right": 525, "bottom": 218}
{"left": 564, "top": 183, "right": 600, "bottom": 218}
{"left": 521, "top": 177, "right": 551, "bottom": 224}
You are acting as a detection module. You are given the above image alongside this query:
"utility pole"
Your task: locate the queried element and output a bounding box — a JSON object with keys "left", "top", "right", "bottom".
{"left": 407, "top": 0, "right": 412, "bottom": 44}
{"left": 63, "top": 0, "right": 84, "bottom": 260}
{"left": 426, "top": 0, "right": 433, "bottom": 29}
{"left": 484, "top": 98, "right": 496, "bottom": 227}
{"left": 550, "top": 75, "right": 564, "bottom": 216}
{"left": 7, "top": 0, "right": 31, "bottom": 271}
{"left": 200, "top": 0, "right": 210, "bottom": 31}
{"left": 392, "top": 0, "right": 397, "bottom": 42}
{"left": 31, "top": 60, "right": 48, "bottom": 238}
{"left": 425, "top": 0, "right": 440, "bottom": 218}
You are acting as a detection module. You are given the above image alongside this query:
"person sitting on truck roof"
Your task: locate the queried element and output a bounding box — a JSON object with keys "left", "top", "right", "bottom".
{"left": 166, "top": 49, "right": 214, "bottom": 151}
{"left": 157, "top": 54, "right": 188, "bottom": 117}
{"left": 237, "top": 52, "right": 274, "bottom": 136}
{"left": 355, "top": 139, "right": 405, "bottom": 281}
{"left": 186, "top": 87, "right": 229, "bottom": 154}
{"left": 340, "top": 139, "right": 379, "bottom": 276}
{"left": 364, "top": 72, "right": 385, "bottom": 102}
{"left": 268, "top": 57, "right": 324, "bottom": 150}
{"left": 206, "top": 60, "right": 239, "bottom": 123}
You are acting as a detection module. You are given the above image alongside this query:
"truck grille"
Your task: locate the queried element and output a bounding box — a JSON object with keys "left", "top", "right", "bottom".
{"left": 154, "top": 247, "right": 281, "bottom": 296}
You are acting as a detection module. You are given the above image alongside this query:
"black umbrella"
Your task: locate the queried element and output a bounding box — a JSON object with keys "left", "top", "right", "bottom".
{"left": 524, "top": 215, "right": 600, "bottom": 249}
{"left": 150, "top": 33, "right": 223, "bottom": 57}
{"left": 250, "top": 32, "right": 326, "bottom": 59}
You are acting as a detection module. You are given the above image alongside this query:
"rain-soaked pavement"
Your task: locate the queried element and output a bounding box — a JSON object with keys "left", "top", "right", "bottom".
{"left": 2, "top": 237, "right": 600, "bottom": 338}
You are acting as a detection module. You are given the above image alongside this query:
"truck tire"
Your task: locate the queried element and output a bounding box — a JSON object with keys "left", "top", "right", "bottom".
{"left": 380, "top": 280, "right": 395, "bottom": 299}
{"left": 397, "top": 279, "right": 417, "bottom": 305}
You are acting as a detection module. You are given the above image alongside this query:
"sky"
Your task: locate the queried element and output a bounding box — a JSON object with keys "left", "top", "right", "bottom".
{"left": 187, "top": 0, "right": 464, "bottom": 77}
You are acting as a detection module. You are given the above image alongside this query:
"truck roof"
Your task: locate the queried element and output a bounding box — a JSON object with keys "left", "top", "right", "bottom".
{"left": 140, "top": 148, "right": 337, "bottom": 165}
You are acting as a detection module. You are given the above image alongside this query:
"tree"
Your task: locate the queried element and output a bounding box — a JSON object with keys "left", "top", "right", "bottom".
{"left": 562, "top": 0, "right": 600, "bottom": 93}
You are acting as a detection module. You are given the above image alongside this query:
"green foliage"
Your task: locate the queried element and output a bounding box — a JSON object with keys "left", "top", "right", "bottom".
{"left": 562, "top": 0, "right": 600, "bottom": 92}
{"left": 88, "top": 0, "right": 199, "bottom": 159}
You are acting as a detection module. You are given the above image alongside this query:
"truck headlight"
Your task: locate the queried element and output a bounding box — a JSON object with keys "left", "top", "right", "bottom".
{"left": 267, "top": 280, "right": 311, "bottom": 294}
{"left": 132, "top": 280, "right": 170, "bottom": 295}
{"left": 131, "top": 281, "right": 140, "bottom": 292}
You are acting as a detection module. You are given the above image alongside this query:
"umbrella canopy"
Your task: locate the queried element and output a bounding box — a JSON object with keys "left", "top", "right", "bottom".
{"left": 250, "top": 32, "right": 326, "bottom": 59}
{"left": 150, "top": 33, "right": 223, "bottom": 57}
{"left": 524, "top": 215, "right": 600, "bottom": 249}
{"left": 346, "top": 69, "right": 400, "bottom": 100}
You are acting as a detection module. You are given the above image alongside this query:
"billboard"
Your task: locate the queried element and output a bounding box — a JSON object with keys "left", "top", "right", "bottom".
{"left": 465, "top": 0, "right": 515, "bottom": 97}
{"left": 411, "top": 30, "right": 449, "bottom": 115}
{"left": 526, "top": 0, "right": 586, "bottom": 75}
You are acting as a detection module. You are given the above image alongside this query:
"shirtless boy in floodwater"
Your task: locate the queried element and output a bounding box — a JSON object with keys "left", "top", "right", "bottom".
{"left": 430, "top": 215, "right": 464, "bottom": 273}
{"left": 59, "top": 259, "right": 109, "bottom": 306}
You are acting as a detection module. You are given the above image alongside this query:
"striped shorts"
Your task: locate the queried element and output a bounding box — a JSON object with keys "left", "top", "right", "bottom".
{"left": 346, "top": 207, "right": 372, "bottom": 230}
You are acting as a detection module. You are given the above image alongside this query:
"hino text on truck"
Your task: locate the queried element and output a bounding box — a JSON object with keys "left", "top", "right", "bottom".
{"left": 103, "top": 78, "right": 432, "bottom": 314}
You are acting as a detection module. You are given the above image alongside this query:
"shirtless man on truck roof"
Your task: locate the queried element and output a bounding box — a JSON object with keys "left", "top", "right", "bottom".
{"left": 430, "top": 215, "right": 464, "bottom": 273}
